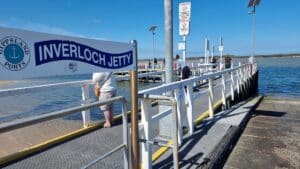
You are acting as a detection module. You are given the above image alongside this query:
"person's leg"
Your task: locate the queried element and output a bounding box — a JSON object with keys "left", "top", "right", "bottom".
{"left": 102, "top": 91, "right": 115, "bottom": 128}
{"left": 103, "top": 110, "right": 112, "bottom": 128}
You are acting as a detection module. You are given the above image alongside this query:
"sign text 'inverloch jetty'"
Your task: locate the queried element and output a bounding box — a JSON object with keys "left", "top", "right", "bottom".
{"left": 34, "top": 40, "right": 133, "bottom": 69}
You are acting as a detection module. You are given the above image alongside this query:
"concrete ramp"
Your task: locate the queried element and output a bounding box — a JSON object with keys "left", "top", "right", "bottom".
{"left": 224, "top": 97, "right": 300, "bottom": 169}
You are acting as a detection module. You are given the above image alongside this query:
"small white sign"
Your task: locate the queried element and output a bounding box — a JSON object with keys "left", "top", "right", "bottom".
{"left": 219, "top": 46, "right": 224, "bottom": 52}
{"left": 0, "top": 27, "right": 135, "bottom": 80}
{"left": 179, "top": 21, "right": 190, "bottom": 36}
{"left": 178, "top": 42, "right": 185, "bottom": 50}
{"left": 179, "top": 2, "right": 191, "bottom": 21}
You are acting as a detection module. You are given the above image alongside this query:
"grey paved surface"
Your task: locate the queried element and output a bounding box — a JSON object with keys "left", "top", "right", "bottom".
{"left": 224, "top": 97, "right": 300, "bottom": 169}
{"left": 3, "top": 122, "right": 125, "bottom": 169}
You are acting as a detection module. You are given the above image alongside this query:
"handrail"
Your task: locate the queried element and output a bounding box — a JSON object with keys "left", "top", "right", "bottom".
{"left": 0, "top": 96, "right": 125, "bottom": 133}
{"left": 139, "top": 64, "right": 247, "bottom": 95}
{"left": 0, "top": 95, "right": 130, "bottom": 169}
{"left": 0, "top": 64, "right": 223, "bottom": 97}
{"left": 0, "top": 80, "right": 91, "bottom": 97}
{"left": 81, "top": 144, "right": 126, "bottom": 169}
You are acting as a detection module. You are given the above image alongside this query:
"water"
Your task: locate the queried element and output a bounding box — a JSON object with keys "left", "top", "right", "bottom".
{"left": 0, "top": 56, "right": 299, "bottom": 122}
{"left": 256, "top": 57, "right": 300, "bottom": 99}
{"left": 0, "top": 74, "right": 161, "bottom": 123}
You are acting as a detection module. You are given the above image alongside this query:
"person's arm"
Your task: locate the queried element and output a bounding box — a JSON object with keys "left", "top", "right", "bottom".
{"left": 94, "top": 83, "right": 101, "bottom": 97}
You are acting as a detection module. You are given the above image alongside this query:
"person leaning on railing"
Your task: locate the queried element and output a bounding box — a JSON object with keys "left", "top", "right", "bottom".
{"left": 92, "top": 72, "right": 116, "bottom": 128}
{"left": 182, "top": 66, "right": 191, "bottom": 92}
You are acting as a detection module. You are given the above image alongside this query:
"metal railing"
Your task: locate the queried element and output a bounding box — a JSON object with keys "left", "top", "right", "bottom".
{"left": 138, "top": 62, "right": 256, "bottom": 169}
{"left": 115, "top": 63, "right": 217, "bottom": 83}
{"left": 138, "top": 94, "right": 179, "bottom": 169}
{"left": 0, "top": 96, "right": 129, "bottom": 169}
{"left": 0, "top": 80, "right": 93, "bottom": 127}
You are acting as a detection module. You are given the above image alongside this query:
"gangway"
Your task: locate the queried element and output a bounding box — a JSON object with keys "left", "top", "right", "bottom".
{"left": 0, "top": 61, "right": 258, "bottom": 169}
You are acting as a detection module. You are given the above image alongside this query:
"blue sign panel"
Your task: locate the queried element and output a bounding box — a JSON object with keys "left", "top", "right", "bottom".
{"left": 34, "top": 40, "right": 133, "bottom": 69}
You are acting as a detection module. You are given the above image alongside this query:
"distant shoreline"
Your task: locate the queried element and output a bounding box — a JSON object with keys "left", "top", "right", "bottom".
{"left": 139, "top": 53, "right": 300, "bottom": 61}
{"left": 231, "top": 53, "right": 300, "bottom": 58}
{"left": 0, "top": 81, "right": 14, "bottom": 85}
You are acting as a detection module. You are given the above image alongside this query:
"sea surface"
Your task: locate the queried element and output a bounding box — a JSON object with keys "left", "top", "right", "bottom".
{"left": 0, "top": 56, "right": 299, "bottom": 122}
{"left": 255, "top": 56, "right": 300, "bottom": 99}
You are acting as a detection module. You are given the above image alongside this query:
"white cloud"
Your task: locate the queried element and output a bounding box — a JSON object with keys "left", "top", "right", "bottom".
{"left": 0, "top": 18, "right": 104, "bottom": 40}
{"left": 92, "top": 18, "right": 102, "bottom": 24}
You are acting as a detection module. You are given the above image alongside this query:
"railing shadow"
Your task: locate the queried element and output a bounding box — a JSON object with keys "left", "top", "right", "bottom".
{"left": 252, "top": 110, "right": 286, "bottom": 117}
{"left": 153, "top": 100, "right": 249, "bottom": 169}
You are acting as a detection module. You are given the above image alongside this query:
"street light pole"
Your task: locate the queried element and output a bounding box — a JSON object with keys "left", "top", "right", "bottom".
{"left": 152, "top": 31, "right": 155, "bottom": 62}
{"left": 248, "top": 0, "right": 260, "bottom": 62}
{"left": 149, "top": 25, "right": 157, "bottom": 70}
{"left": 249, "top": 6, "right": 256, "bottom": 60}
{"left": 252, "top": 6, "right": 256, "bottom": 59}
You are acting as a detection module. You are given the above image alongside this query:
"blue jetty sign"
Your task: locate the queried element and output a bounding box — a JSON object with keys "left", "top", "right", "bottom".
{"left": 0, "top": 27, "right": 135, "bottom": 80}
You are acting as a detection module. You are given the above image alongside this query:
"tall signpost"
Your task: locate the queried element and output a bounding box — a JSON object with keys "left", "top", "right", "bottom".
{"left": 179, "top": 2, "right": 191, "bottom": 66}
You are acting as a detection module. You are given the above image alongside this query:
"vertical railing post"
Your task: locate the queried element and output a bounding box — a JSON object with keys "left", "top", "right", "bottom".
{"left": 221, "top": 73, "right": 226, "bottom": 109}
{"left": 236, "top": 68, "right": 240, "bottom": 98}
{"left": 241, "top": 64, "right": 246, "bottom": 98}
{"left": 122, "top": 100, "right": 129, "bottom": 169}
{"left": 230, "top": 70, "right": 235, "bottom": 101}
{"left": 174, "top": 89, "right": 183, "bottom": 144}
{"left": 238, "top": 62, "right": 243, "bottom": 99}
{"left": 171, "top": 98, "right": 179, "bottom": 169}
{"left": 141, "top": 99, "right": 152, "bottom": 169}
{"left": 191, "top": 63, "right": 195, "bottom": 76}
{"left": 186, "top": 85, "right": 194, "bottom": 134}
{"left": 161, "top": 71, "right": 165, "bottom": 83}
{"left": 81, "top": 83, "right": 91, "bottom": 128}
{"left": 245, "top": 65, "right": 250, "bottom": 96}
{"left": 208, "top": 77, "right": 214, "bottom": 118}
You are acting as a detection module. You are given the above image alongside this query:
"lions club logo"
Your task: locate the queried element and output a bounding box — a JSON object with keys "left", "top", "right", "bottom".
{"left": 0, "top": 36, "right": 30, "bottom": 71}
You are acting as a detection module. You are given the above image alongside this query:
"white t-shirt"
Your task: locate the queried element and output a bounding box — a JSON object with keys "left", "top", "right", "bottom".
{"left": 92, "top": 72, "right": 116, "bottom": 92}
{"left": 177, "top": 59, "right": 184, "bottom": 69}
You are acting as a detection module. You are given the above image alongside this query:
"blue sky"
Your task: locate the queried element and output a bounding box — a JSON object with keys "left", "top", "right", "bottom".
{"left": 0, "top": 0, "right": 299, "bottom": 59}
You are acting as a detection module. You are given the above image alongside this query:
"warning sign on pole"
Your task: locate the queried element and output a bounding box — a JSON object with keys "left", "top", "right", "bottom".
{"left": 179, "top": 21, "right": 190, "bottom": 36}
{"left": 179, "top": 2, "right": 191, "bottom": 36}
{"left": 179, "top": 2, "right": 191, "bottom": 21}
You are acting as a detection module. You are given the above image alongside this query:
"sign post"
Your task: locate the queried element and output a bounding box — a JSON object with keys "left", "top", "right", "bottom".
{"left": 179, "top": 2, "right": 191, "bottom": 66}
{"left": 130, "top": 40, "right": 139, "bottom": 169}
